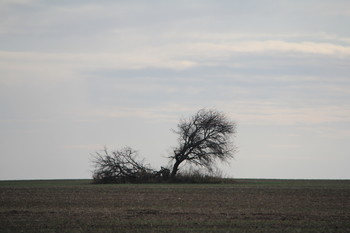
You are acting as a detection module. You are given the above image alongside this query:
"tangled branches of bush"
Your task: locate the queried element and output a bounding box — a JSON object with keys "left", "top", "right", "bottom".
{"left": 92, "top": 147, "right": 152, "bottom": 183}
{"left": 92, "top": 147, "right": 170, "bottom": 184}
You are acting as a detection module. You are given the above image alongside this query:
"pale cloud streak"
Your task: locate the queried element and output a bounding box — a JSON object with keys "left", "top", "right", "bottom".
{"left": 1, "top": 39, "right": 349, "bottom": 79}
{"left": 189, "top": 41, "right": 350, "bottom": 56}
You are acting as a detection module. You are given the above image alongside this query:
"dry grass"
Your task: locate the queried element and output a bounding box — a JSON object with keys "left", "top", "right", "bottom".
{"left": 0, "top": 179, "right": 349, "bottom": 232}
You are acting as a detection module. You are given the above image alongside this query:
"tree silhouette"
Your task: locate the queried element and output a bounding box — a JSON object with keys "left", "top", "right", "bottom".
{"left": 170, "top": 109, "right": 236, "bottom": 177}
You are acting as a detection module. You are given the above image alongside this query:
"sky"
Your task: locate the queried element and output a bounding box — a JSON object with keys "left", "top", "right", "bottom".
{"left": 1, "top": 0, "right": 350, "bottom": 180}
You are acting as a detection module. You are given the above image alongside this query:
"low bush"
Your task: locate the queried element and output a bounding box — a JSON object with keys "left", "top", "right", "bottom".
{"left": 170, "top": 169, "right": 225, "bottom": 184}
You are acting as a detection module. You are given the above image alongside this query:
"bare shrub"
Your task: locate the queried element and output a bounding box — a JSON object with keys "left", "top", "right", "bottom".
{"left": 92, "top": 147, "right": 155, "bottom": 184}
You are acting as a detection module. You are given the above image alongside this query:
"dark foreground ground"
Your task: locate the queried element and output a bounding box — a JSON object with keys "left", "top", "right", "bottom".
{"left": 0, "top": 179, "right": 349, "bottom": 232}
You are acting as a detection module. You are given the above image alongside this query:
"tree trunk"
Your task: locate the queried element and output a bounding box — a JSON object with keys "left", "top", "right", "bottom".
{"left": 170, "top": 160, "right": 181, "bottom": 178}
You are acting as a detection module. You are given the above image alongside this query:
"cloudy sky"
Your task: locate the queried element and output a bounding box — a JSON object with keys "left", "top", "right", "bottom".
{"left": 1, "top": 0, "right": 350, "bottom": 180}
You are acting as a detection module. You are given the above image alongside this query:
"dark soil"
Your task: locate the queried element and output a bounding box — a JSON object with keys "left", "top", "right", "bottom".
{"left": 0, "top": 179, "right": 349, "bottom": 232}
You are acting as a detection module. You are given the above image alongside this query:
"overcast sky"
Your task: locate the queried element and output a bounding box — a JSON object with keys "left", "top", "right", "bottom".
{"left": 1, "top": 0, "right": 350, "bottom": 180}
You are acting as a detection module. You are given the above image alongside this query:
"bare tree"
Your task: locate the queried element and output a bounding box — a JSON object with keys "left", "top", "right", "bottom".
{"left": 170, "top": 109, "right": 237, "bottom": 177}
{"left": 92, "top": 147, "right": 154, "bottom": 183}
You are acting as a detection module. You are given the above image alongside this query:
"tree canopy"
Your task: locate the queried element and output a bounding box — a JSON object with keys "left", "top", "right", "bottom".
{"left": 169, "top": 109, "right": 237, "bottom": 177}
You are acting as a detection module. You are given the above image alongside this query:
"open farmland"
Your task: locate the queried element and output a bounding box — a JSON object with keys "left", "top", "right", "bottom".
{"left": 0, "top": 179, "right": 349, "bottom": 232}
